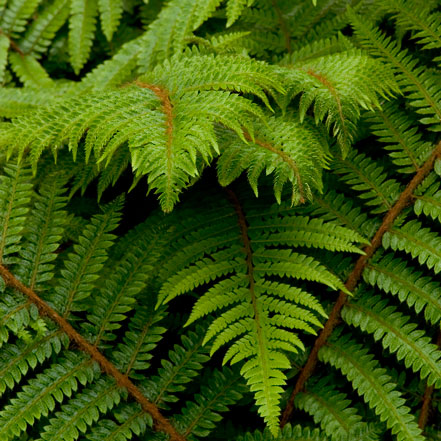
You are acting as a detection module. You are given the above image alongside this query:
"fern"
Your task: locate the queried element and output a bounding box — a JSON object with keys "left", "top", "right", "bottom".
{"left": 1, "top": 0, "right": 441, "bottom": 439}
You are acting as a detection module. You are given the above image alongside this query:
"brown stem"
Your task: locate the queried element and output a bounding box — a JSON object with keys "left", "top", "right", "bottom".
{"left": 280, "top": 141, "right": 441, "bottom": 427}
{"left": 0, "top": 263, "right": 186, "bottom": 441}
{"left": 418, "top": 331, "right": 441, "bottom": 429}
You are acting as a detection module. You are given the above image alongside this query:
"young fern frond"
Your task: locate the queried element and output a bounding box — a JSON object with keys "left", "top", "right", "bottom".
{"left": 155, "top": 188, "right": 364, "bottom": 433}
{"left": 216, "top": 113, "right": 329, "bottom": 204}
{"left": 279, "top": 50, "right": 398, "bottom": 154}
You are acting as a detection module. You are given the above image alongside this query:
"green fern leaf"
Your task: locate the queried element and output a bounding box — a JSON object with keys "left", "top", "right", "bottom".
{"left": 295, "top": 376, "right": 370, "bottom": 440}
{"left": 16, "top": 174, "right": 68, "bottom": 290}
{"left": 319, "top": 333, "right": 424, "bottom": 441}
{"left": 0, "top": 0, "right": 41, "bottom": 36}
{"left": 69, "top": 0, "right": 98, "bottom": 74}
{"left": 226, "top": 0, "right": 255, "bottom": 27}
{"left": 343, "top": 294, "right": 441, "bottom": 387}
{"left": 0, "top": 161, "right": 33, "bottom": 264}
{"left": 38, "top": 377, "right": 125, "bottom": 441}
{"left": 279, "top": 50, "right": 398, "bottom": 154}
{"left": 111, "top": 304, "right": 167, "bottom": 380}
{"left": 49, "top": 197, "right": 123, "bottom": 317}
{"left": 349, "top": 10, "right": 441, "bottom": 131}
{"left": 237, "top": 424, "right": 328, "bottom": 441}
{"left": 333, "top": 150, "right": 401, "bottom": 213}
{"left": 0, "top": 353, "right": 99, "bottom": 441}
{"left": 379, "top": 0, "right": 441, "bottom": 62}
{"left": 171, "top": 367, "right": 248, "bottom": 439}
{"left": 364, "top": 253, "right": 441, "bottom": 325}
{"left": 156, "top": 190, "right": 363, "bottom": 433}
{"left": 142, "top": 326, "right": 211, "bottom": 408}
{"left": 87, "top": 403, "right": 152, "bottom": 441}
{"left": 0, "top": 33, "right": 9, "bottom": 83}
{"left": 19, "top": 0, "right": 70, "bottom": 56}
{"left": 367, "top": 102, "right": 432, "bottom": 174}
{"left": 97, "top": 0, "right": 123, "bottom": 41}
{"left": 9, "top": 52, "right": 54, "bottom": 87}
{"left": 383, "top": 220, "right": 441, "bottom": 274}
{"left": 0, "top": 331, "right": 67, "bottom": 396}
{"left": 217, "top": 113, "right": 328, "bottom": 204}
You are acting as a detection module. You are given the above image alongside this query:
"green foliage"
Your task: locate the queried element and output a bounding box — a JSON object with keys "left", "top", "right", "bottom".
{"left": 0, "top": 0, "right": 441, "bottom": 440}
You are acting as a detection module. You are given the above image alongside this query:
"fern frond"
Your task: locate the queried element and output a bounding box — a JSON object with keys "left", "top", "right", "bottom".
{"left": 332, "top": 150, "right": 401, "bottom": 213}
{"left": 217, "top": 113, "right": 328, "bottom": 204}
{"left": 87, "top": 403, "right": 152, "bottom": 441}
{"left": 19, "top": 0, "right": 70, "bottom": 57}
{"left": 111, "top": 304, "right": 167, "bottom": 380}
{"left": 307, "top": 187, "right": 377, "bottom": 237}
{"left": 363, "top": 253, "right": 441, "bottom": 325}
{"left": 226, "top": 0, "right": 255, "bottom": 27}
{"left": 49, "top": 198, "right": 122, "bottom": 316}
{"left": 16, "top": 174, "right": 68, "bottom": 290}
{"left": 367, "top": 102, "right": 433, "bottom": 174}
{"left": 81, "top": 37, "right": 142, "bottom": 89}
{"left": 137, "top": 0, "right": 218, "bottom": 73}
{"left": 97, "top": 145, "right": 131, "bottom": 200}
{"left": 379, "top": 0, "right": 441, "bottom": 62}
{"left": 343, "top": 294, "right": 441, "bottom": 387}
{"left": 9, "top": 52, "right": 54, "bottom": 87}
{"left": 85, "top": 225, "right": 161, "bottom": 346}
{"left": 171, "top": 367, "right": 247, "bottom": 439}
{"left": 237, "top": 424, "right": 328, "bottom": 441}
{"left": 0, "top": 353, "right": 99, "bottom": 441}
{"left": 156, "top": 189, "right": 363, "bottom": 433}
{"left": 279, "top": 50, "right": 398, "bottom": 154}
{"left": 0, "top": 292, "right": 36, "bottom": 344}
{"left": 319, "top": 333, "right": 424, "bottom": 441}
{"left": 38, "top": 377, "right": 125, "bottom": 441}
{"left": 69, "top": 0, "right": 98, "bottom": 74}
{"left": 0, "top": 330, "right": 66, "bottom": 396}
{"left": 98, "top": 0, "right": 123, "bottom": 41}
{"left": 0, "top": 83, "right": 79, "bottom": 118}
{"left": 0, "top": 161, "right": 33, "bottom": 264}
{"left": 349, "top": 11, "right": 441, "bottom": 131}
{"left": 3, "top": 54, "right": 282, "bottom": 211}
{"left": 295, "top": 376, "right": 369, "bottom": 440}
{"left": 142, "top": 326, "right": 211, "bottom": 408}
{"left": 89, "top": 404, "right": 152, "bottom": 440}
{"left": 383, "top": 220, "right": 441, "bottom": 274}
{"left": 413, "top": 172, "right": 441, "bottom": 223}
{"left": 282, "top": 34, "right": 354, "bottom": 65}
{"left": 0, "top": 33, "right": 9, "bottom": 83}
{"left": 0, "top": 0, "right": 41, "bottom": 36}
